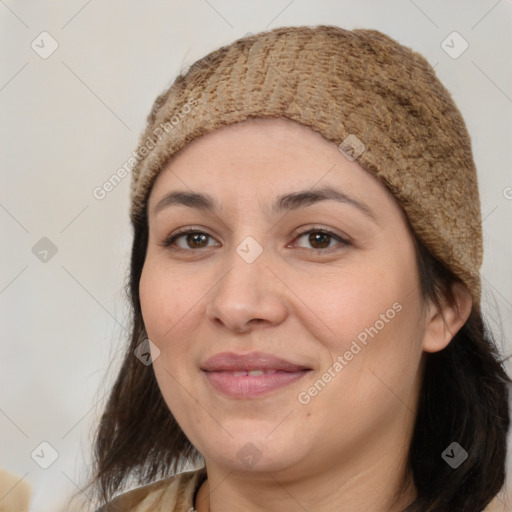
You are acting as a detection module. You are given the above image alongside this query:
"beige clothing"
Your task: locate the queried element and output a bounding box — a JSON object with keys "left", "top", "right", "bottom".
{"left": 0, "top": 468, "right": 31, "bottom": 512}
{"left": 97, "top": 467, "right": 207, "bottom": 512}
{"left": 98, "top": 466, "right": 507, "bottom": 511}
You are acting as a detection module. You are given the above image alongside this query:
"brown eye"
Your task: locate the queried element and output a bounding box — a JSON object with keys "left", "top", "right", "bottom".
{"left": 159, "top": 227, "right": 350, "bottom": 253}
{"left": 306, "top": 232, "right": 331, "bottom": 249}
{"left": 182, "top": 232, "right": 210, "bottom": 249}
{"left": 292, "top": 228, "right": 350, "bottom": 251}
{"left": 159, "top": 229, "right": 217, "bottom": 250}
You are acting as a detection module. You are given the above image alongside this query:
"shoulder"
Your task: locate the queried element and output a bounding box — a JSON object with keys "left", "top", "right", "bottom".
{"left": 483, "top": 493, "right": 507, "bottom": 512}
{"left": 96, "top": 466, "right": 207, "bottom": 512}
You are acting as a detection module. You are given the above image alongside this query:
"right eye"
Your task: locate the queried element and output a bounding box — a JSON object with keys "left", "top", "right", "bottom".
{"left": 158, "top": 228, "right": 219, "bottom": 251}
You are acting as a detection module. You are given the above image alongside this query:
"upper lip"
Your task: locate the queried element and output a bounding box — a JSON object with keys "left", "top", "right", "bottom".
{"left": 200, "top": 351, "right": 311, "bottom": 372}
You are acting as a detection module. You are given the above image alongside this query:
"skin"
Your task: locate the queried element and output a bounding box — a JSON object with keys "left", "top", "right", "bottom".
{"left": 139, "top": 117, "right": 472, "bottom": 512}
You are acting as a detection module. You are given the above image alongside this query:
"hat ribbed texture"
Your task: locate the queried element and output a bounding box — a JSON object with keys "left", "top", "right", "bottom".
{"left": 129, "top": 24, "right": 482, "bottom": 307}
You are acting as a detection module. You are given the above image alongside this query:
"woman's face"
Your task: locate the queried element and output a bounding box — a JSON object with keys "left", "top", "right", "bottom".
{"left": 140, "top": 117, "right": 436, "bottom": 481}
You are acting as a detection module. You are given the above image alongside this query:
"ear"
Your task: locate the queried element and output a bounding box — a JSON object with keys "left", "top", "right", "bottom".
{"left": 422, "top": 281, "right": 473, "bottom": 353}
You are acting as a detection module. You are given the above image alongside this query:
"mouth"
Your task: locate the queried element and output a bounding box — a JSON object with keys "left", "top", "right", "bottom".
{"left": 200, "top": 351, "right": 312, "bottom": 399}
{"left": 213, "top": 369, "right": 297, "bottom": 376}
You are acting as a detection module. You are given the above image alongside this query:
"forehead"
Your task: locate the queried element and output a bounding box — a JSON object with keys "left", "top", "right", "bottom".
{"left": 147, "top": 117, "right": 398, "bottom": 217}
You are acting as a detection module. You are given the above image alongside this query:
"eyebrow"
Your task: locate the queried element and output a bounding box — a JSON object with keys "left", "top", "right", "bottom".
{"left": 153, "top": 186, "right": 378, "bottom": 223}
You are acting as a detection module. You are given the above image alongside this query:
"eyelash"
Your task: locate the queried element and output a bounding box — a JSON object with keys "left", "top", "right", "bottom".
{"left": 158, "top": 226, "right": 351, "bottom": 253}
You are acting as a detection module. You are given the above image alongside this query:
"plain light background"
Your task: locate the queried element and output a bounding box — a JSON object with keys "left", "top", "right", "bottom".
{"left": 1, "top": 1, "right": 511, "bottom": 511}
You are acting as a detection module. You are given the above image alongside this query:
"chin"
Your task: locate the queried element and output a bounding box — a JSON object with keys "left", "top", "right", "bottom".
{"left": 201, "top": 437, "right": 306, "bottom": 475}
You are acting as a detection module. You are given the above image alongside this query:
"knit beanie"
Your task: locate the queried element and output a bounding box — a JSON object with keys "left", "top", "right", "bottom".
{"left": 129, "top": 24, "right": 483, "bottom": 308}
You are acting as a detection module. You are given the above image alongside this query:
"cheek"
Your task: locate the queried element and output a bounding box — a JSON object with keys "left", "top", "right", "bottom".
{"left": 139, "top": 263, "right": 196, "bottom": 408}
{"left": 326, "top": 294, "right": 424, "bottom": 420}
{"left": 139, "top": 262, "right": 185, "bottom": 344}
{"left": 313, "top": 247, "right": 424, "bottom": 378}
{"left": 307, "top": 296, "right": 424, "bottom": 439}
{"left": 139, "top": 264, "right": 221, "bottom": 442}
{"left": 139, "top": 263, "right": 164, "bottom": 338}
{"left": 139, "top": 259, "right": 207, "bottom": 374}
{"left": 310, "top": 265, "right": 402, "bottom": 347}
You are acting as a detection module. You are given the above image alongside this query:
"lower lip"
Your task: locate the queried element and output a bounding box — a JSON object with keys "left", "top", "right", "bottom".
{"left": 203, "top": 370, "right": 311, "bottom": 399}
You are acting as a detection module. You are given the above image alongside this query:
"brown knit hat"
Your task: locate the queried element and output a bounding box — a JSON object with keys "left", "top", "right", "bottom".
{"left": 129, "top": 24, "right": 483, "bottom": 308}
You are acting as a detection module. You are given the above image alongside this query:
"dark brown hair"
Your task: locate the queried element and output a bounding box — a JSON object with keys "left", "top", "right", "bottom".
{"left": 86, "top": 200, "right": 510, "bottom": 512}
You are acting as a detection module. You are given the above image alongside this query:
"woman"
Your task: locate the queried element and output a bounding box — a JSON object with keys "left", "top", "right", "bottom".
{"left": 89, "top": 25, "right": 510, "bottom": 511}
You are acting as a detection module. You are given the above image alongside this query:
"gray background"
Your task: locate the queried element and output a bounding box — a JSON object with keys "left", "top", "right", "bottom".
{"left": 1, "top": 1, "right": 511, "bottom": 510}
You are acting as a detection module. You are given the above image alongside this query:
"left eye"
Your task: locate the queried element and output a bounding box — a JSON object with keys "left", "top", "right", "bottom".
{"left": 159, "top": 228, "right": 349, "bottom": 251}
{"left": 292, "top": 228, "right": 349, "bottom": 251}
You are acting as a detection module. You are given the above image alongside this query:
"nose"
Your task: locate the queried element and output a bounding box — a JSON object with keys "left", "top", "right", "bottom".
{"left": 205, "top": 243, "right": 289, "bottom": 334}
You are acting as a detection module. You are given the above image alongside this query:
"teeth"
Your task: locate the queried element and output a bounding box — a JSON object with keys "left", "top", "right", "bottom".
{"left": 227, "top": 369, "right": 278, "bottom": 376}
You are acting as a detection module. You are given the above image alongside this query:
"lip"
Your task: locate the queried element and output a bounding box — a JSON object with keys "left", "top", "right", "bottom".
{"left": 200, "top": 351, "right": 312, "bottom": 399}
{"left": 201, "top": 351, "right": 311, "bottom": 372}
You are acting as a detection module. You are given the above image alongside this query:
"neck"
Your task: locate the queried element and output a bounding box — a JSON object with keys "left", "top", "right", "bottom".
{"left": 194, "top": 450, "right": 416, "bottom": 512}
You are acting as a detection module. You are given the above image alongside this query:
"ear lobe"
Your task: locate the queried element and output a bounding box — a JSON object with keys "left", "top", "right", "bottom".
{"left": 422, "top": 282, "right": 473, "bottom": 354}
